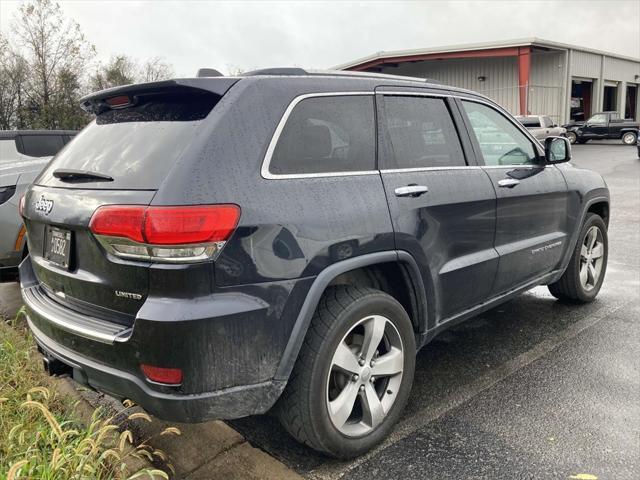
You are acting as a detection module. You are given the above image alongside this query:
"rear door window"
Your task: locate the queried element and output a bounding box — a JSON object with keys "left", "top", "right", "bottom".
{"left": 19, "top": 135, "right": 64, "bottom": 157}
{"left": 36, "top": 90, "right": 221, "bottom": 190}
{"left": 381, "top": 96, "right": 466, "bottom": 169}
{"left": 269, "top": 95, "right": 375, "bottom": 175}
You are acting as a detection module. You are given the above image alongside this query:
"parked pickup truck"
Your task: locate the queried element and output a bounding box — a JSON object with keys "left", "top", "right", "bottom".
{"left": 516, "top": 115, "right": 567, "bottom": 141}
{"left": 563, "top": 111, "right": 639, "bottom": 145}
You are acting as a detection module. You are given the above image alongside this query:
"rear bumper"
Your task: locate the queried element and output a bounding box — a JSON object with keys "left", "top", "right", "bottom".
{"left": 29, "top": 317, "right": 285, "bottom": 422}
{"left": 19, "top": 257, "right": 303, "bottom": 422}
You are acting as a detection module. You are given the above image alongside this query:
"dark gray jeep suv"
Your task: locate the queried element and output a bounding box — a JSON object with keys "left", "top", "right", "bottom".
{"left": 19, "top": 69, "right": 609, "bottom": 458}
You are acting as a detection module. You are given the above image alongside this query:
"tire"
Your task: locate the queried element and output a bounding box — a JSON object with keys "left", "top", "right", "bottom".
{"left": 622, "top": 131, "right": 637, "bottom": 145}
{"left": 566, "top": 131, "right": 577, "bottom": 144}
{"left": 548, "top": 213, "right": 608, "bottom": 303}
{"left": 276, "top": 285, "right": 416, "bottom": 458}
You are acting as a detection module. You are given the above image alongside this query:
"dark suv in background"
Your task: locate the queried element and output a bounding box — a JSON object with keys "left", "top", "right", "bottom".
{"left": 18, "top": 70, "right": 609, "bottom": 458}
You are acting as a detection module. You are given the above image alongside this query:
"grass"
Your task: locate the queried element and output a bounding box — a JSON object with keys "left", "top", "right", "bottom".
{"left": 0, "top": 310, "right": 175, "bottom": 479}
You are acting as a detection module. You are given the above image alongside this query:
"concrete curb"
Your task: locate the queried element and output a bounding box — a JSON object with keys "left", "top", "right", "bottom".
{"left": 58, "top": 376, "right": 303, "bottom": 480}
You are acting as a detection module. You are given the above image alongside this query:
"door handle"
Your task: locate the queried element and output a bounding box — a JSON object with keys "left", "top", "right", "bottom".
{"left": 394, "top": 185, "right": 429, "bottom": 197}
{"left": 498, "top": 178, "right": 520, "bottom": 188}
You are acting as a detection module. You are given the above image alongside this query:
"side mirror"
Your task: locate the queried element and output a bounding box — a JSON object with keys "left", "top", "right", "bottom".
{"left": 545, "top": 136, "right": 571, "bottom": 164}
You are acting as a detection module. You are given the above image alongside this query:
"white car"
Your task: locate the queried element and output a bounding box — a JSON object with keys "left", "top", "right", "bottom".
{"left": 516, "top": 115, "right": 566, "bottom": 141}
{"left": 0, "top": 130, "right": 76, "bottom": 280}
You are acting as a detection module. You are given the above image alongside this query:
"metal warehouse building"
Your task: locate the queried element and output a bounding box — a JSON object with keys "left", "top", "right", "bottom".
{"left": 337, "top": 38, "right": 640, "bottom": 124}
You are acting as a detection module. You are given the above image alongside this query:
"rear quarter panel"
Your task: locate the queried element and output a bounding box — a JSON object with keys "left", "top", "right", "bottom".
{"left": 151, "top": 77, "right": 396, "bottom": 286}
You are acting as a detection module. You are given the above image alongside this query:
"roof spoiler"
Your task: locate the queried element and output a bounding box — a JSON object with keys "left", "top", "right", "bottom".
{"left": 80, "top": 78, "right": 239, "bottom": 114}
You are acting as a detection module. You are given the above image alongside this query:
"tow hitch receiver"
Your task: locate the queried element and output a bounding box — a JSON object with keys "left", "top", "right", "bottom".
{"left": 42, "top": 356, "right": 72, "bottom": 377}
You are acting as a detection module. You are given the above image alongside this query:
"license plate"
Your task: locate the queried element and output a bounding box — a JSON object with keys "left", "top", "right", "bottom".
{"left": 44, "top": 225, "right": 72, "bottom": 269}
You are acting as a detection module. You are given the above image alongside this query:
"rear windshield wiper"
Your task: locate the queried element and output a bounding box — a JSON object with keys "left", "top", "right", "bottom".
{"left": 53, "top": 169, "right": 114, "bottom": 182}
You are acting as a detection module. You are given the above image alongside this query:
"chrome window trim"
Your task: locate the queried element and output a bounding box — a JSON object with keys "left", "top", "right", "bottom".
{"left": 481, "top": 164, "right": 548, "bottom": 169}
{"left": 261, "top": 92, "right": 378, "bottom": 180}
{"left": 260, "top": 89, "right": 547, "bottom": 179}
{"left": 380, "top": 166, "right": 481, "bottom": 173}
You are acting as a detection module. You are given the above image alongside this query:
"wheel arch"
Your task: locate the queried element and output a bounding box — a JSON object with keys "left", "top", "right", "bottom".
{"left": 274, "top": 250, "right": 428, "bottom": 381}
{"left": 587, "top": 200, "right": 609, "bottom": 227}
{"left": 551, "top": 195, "right": 610, "bottom": 284}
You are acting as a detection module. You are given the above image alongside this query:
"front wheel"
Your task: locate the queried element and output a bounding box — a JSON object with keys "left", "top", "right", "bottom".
{"left": 277, "top": 285, "right": 416, "bottom": 458}
{"left": 622, "top": 131, "right": 637, "bottom": 145}
{"left": 548, "top": 213, "right": 608, "bottom": 302}
{"left": 566, "top": 131, "right": 577, "bottom": 144}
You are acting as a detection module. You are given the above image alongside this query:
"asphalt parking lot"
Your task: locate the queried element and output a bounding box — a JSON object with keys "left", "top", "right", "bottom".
{"left": 1, "top": 141, "right": 638, "bottom": 479}
{"left": 229, "top": 142, "right": 640, "bottom": 479}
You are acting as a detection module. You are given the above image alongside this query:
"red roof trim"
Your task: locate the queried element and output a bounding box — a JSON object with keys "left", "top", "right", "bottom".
{"left": 346, "top": 46, "right": 522, "bottom": 71}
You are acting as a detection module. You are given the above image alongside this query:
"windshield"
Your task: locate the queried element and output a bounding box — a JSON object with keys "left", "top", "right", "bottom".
{"left": 587, "top": 114, "right": 606, "bottom": 124}
{"left": 36, "top": 91, "right": 220, "bottom": 190}
{"left": 518, "top": 118, "right": 541, "bottom": 128}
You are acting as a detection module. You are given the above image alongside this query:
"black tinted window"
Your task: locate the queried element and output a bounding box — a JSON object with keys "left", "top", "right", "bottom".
{"left": 97, "top": 93, "right": 217, "bottom": 124}
{"left": 519, "top": 117, "right": 541, "bottom": 128}
{"left": 270, "top": 95, "right": 375, "bottom": 175}
{"left": 36, "top": 92, "right": 221, "bottom": 190}
{"left": 381, "top": 96, "right": 465, "bottom": 169}
{"left": 19, "top": 135, "right": 64, "bottom": 157}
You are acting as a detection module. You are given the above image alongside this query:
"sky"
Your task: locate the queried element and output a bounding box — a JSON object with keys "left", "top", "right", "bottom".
{"left": 1, "top": 0, "right": 639, "bottom": 76}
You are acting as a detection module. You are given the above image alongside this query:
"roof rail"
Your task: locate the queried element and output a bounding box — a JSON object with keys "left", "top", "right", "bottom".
{"left": 241, "top": 67, "right": 441, "bottom": 84}
{"left": 243, "top": 67, "right": 308, "bottom": 76}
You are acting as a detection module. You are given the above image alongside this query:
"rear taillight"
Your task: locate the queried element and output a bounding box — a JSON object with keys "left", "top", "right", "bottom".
{"left": 141, "top": 364, "right": 183, "bottom": 385}
{"left": 89, "top": 204, "right": 240, "bottom": 263}
{"left": 18, "top": 194, "right": 25, "bottom": 216}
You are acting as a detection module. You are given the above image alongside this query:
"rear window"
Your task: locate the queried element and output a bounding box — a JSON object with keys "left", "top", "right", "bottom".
{"left": 518, "top": 117, "right": 541, "bottom": 128}
{"left": 18, "top": 135, "right": 64, "bottom": 157}
{"left": 269, "top": 95, "right": 375, "bottom": 175}
{"left": 37, "top": 91, "right": 220, "bottom": 190}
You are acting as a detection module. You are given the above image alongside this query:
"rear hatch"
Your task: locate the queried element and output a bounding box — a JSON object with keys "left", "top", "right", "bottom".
{"left": 23, "top": 79, "right": 238, "bottom": 325}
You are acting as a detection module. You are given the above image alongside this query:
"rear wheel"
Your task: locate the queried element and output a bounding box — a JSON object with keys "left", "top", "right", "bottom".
{"left": 622, "top": 131, "right": 637, "bottom": 145}
{"left": 548, "top": 213, "right": 608, "bottom": 302}
{"left": 277, "top": 285, "right": 415, "bottom": 458}
{"left": 566, "top": 131, "right": 577, "bottom": 144}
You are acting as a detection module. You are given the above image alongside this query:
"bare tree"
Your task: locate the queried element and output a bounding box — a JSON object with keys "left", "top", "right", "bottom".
{"left": 89, "top": 55, "right": 174, "bottom": 92}
{"left": 89, "top": 55, "right": 137, "bottom": 91}
{"left": 140, "top": 57, "right": 174, "bottom": 83}
{"left": 226, "top": 64, "right": 246, "bottom": 76}
{"left": 3, "top": 1, "right": 177, "bottom": 129}
{"left": 0, "top": 34, "right": 28, "bottom": 129}
{"left": 12, "top": 0, "right": 94, "bottom": 129}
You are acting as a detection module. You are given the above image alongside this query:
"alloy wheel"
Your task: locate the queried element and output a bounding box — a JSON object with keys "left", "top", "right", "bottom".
{"left": 579, "top": 226, "right": 605, "bottom": 291}
{"left": 326, "top": 315, "right": 404, "bottom": 437}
